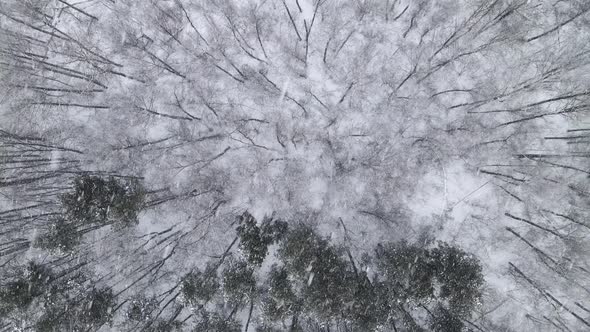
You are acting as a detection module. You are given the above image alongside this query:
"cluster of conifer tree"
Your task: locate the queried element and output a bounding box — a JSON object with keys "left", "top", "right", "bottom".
{"left": 1, "top": 176, "right": 483, "bottom": 331}
{"left": 1, "top": 175, "right": 144, "bottom": 331}
{"left": 178, "top": 212, "right": 484, "bottom": 331}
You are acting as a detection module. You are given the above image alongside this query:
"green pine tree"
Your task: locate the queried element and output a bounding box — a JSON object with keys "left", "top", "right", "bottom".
{"left": 222, "top": 258, "right": 256, "bottom": 308}
{"left": 34, "top": 218, "right": 81, "bottom": 253}
{"left": 61, "top": 175, "right": 145, "bottom": 227}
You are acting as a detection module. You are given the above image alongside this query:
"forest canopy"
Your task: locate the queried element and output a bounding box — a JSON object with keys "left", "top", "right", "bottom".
{"left": 1, "top": 0, "right": 589, "bottom": 331}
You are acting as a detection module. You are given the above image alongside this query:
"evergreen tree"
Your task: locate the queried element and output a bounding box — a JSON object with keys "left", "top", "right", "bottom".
{"left": 236, "top": 212, "right": 269, "bottom": 265}
{"left": 36, "top": 287, "right": 116, "bottom": 331}
{"left": 127, "top": 296, "right": 159, "bottom": 322}
{"left": 35, "top": 306, "right": 65, "bottom": 332}
{"left": 373, "top": 241, "right": 484, "bottom": 331}
{"left": 61, "top": 175, "right": 145, "bottom": 227}
{"left": 272, "top": 225, "right": 484, "bottom": 331}
{"left": 430, "top": 243, "right": 484, "bottom": 317}
{"left": 34, "top": 270, "right": 92, "bottom": 331}
{"left": 78, "top": 287, "right": 117, "bottom": 329}
{"left": 429, "top": 305, "right": 465, "bottom": 332}
{"left": 145, "top": 319, "right": 184, "bottom": 332}
{"left": 260, "top": 215, "right": 289, "bottom": 243}
{"left": 34, "top": 218, "right": 81, "bottom": 253}
{"left": 277, "top": 224, "right": 356, "bottom": 321}
{"left": 236, "top": 212, "right": 288, "bottom": 265}
{"left": 374, "top": 241, "right": 435, "bottom": 302}
{"left": 345, "top": 270, "right": 390, "bottom": 331}
{"left": 261, "top": 265, "right": 301, "bottom": 322}
{"left": 193, "top": 311, "right": 242, "bottom": 332}
{"left": 24, "top": 215, "right": 482, "bottom": 332}
{"left": 0, "top": 262, "right": 53, "bottom": 316}
{"left": 181, "top": 264, "right": 219, "bottom": 306}
{"left": 222, "top": 258, "right": 256, "bottom": 307}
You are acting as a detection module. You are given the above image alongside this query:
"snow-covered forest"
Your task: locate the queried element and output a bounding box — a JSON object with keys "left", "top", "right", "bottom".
{"left": 0, "top": 0, "right": 589, "bottom": 331}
